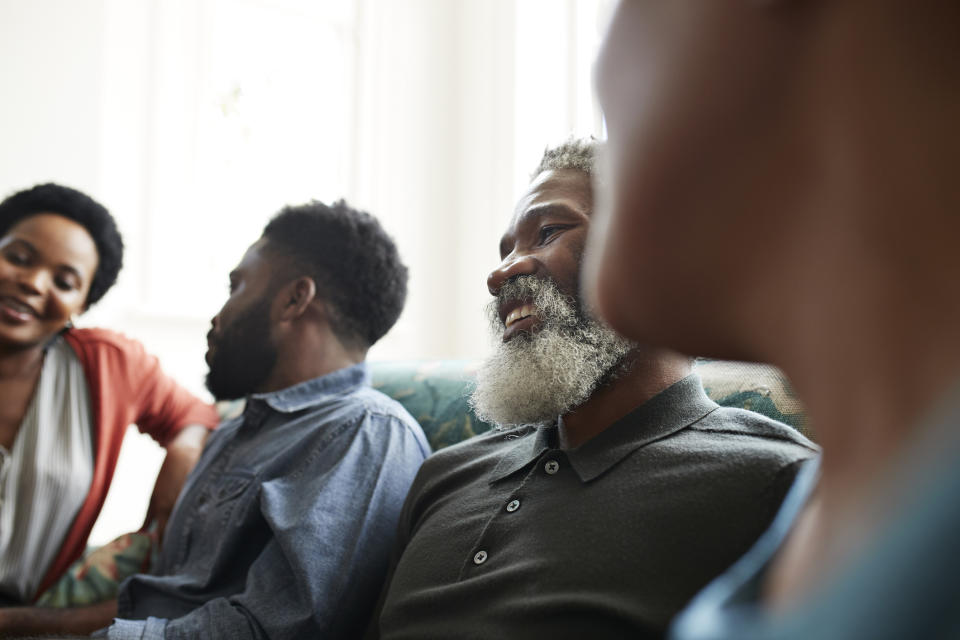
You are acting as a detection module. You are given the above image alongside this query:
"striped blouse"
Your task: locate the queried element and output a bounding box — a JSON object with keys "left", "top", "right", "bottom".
{"left": 0, "top": 335, "right": 93, "bottom": 602}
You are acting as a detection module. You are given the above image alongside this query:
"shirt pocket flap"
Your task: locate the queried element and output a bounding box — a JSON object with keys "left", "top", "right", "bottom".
{"left": 213, "top": 470, "right": 256, "bottom": 506}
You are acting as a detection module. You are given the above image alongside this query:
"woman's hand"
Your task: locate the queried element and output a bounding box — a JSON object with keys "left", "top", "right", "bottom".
{"left": 143, "top": 424, "right": 210, "bottom": 546}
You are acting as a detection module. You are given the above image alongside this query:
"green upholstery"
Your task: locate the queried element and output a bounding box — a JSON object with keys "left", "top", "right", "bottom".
{"left": 370, "top": 361, "right": 492, "bottom": 450}
{"left": 371, "top": 359, "right": 810, "bottom": 451}
{"left": 35, "top": 529, "right": 157, "bottom": 607}
{"left": 695, "top": 359, "right": 808, "bottom": 435}
{"left": 38, "top": 357, "right": 808, "bottom": 608}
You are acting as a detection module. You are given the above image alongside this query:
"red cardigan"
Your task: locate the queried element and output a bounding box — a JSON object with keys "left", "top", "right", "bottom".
{"left": 33, "top": 328, "right": 219, "bottom": 599}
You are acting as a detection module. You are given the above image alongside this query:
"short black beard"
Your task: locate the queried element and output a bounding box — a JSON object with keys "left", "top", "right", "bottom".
{"left": 205, "top": 298, "right": 278, "bottom": 401}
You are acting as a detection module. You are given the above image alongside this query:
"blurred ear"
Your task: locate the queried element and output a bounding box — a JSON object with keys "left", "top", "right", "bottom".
{"left": 278, "top": 276, "right": 317, "bottom": 321}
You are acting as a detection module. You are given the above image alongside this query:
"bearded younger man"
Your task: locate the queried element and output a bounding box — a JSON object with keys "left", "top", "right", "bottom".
{"left": 0, "top": 201, "right": 430, "bottom": 639}
{"left": 367, "top": 140, "right": 818, "bottom": 639}
{"left": 111, "top": 202, "right": 429, "bottom": 639}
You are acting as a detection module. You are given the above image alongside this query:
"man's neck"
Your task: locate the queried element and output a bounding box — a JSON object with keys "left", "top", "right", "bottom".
{"left": 256, "top": 326, "right": 366, "bottom": 395}
{"left": 558, "top": 348, "right": 692, "bottom": 449}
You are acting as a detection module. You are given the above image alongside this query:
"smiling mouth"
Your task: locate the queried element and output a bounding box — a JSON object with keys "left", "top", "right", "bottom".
{"left": 500, "top": 302, "right": 542, "bottom": 342}
{"left": 504, "top": 303, "right": 537, "bottom": 329}
{"left": 0, "top": 296, "right": 39, "bottom": 322}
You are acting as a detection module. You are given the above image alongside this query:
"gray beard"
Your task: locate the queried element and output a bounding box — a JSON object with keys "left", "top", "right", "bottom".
{"left": 469, "top": 276, "right": 633, "bottom": 428}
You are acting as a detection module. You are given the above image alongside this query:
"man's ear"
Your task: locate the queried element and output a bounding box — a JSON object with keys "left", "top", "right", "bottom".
{"left": 278, "top": 276, "right": 317, "bottom": 321}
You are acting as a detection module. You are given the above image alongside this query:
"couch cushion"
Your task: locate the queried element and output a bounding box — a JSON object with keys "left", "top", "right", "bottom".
{"left": 34, "top": 528, "right": 157, "bottom": 607}
{"left": 695, "top": 359, "right": 808, "bottom": 435}
{"left": 371, "top": 360, "right": 494, "bottom": 451}
{"left": 371, "top": 359, "right": 810, "bottom": 451}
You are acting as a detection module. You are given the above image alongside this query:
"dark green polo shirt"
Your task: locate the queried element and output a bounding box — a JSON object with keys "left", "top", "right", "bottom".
{"left": 372, "top": 374, "right": 819, "bottom": 639}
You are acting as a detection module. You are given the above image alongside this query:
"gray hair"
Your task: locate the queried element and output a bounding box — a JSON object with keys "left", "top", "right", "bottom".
{"left": 469, "top": 275, "right": 632, "bottom": 427}
{"left": 532, "top": 137, "right": 600, "bottom": 180}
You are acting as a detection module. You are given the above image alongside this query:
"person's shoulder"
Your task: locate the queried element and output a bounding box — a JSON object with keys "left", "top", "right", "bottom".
{"left": 350, "top": 385, "right": 419, "bottom": 427}
{"left": 347, "top": 385, "right": 432, "bottom": 451}
{"left": 656, "top": 409, "right": 818, "bottom": 517}
{"left": 697, "top": 406, "right": 816, "bottom": 445}
{"left": 350, "top": 384, "right": 411, "bottom": 416}
{"left": 63, "top": 327, "right": 148, "bottom": 362}
{"left": 679, "top": 406, "right": 819, "bottom": 463}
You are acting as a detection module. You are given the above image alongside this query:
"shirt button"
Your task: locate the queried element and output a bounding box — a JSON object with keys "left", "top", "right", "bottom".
{"left": 506, "top": 499, "right": 520, "bottom": 513}
{"left": 473, "top": 550, "right": 488, "bottom": 565}
{"left": 544, "top": 460, "right": 560, "bottom": 475}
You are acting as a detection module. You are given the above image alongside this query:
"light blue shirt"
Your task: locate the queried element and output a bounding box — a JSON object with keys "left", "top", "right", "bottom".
{"left": 107, "top": 363, "right": 430, "bottom": 640}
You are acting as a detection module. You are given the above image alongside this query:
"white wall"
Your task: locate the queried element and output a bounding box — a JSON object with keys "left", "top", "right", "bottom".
{"left": 0, "top": 0, "right": 611, "bottom": 544}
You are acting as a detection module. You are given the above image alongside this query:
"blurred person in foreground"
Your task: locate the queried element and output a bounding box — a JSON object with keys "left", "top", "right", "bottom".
{"left": 0, "top": 183, "right": 217, "bottom": 606}
{"left": 588, "top": 2, "right": 960, "bottom": 639}
{"left": 366, "top": 139, "right": 817, "bottom": 639}
{"left": 0, "top": 200, "right": 430, "bottom": 638}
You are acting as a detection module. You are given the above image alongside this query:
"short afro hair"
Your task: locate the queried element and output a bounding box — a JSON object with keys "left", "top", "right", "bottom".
{"left": 533, "top": 136, "right": 600, "bottom": 180}
{"left": 0, "top": 183, "right": 124, "bottom": 307}
{"left": 262, "top": 200, "right": 408, "bottom": 349}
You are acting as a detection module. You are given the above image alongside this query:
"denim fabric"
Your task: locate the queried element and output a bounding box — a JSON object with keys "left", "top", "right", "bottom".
{"left": 108, "top": 363, "right": 430, "bottom": 640}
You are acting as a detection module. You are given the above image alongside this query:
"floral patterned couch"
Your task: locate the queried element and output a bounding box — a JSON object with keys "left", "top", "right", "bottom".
{"left": 38, "top": 358, "right": 809, "bottom": 607}
{"left": 371, "top": 358, "right": 809, "bottom": 450}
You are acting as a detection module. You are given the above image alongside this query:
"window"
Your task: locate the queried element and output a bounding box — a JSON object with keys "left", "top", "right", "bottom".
{"left": 139, "top": 0, "right": 359, "bottom": 320}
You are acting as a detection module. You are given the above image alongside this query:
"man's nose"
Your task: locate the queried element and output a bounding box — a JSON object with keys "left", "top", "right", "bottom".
{"left": 487, "top": 253, "right": 537, "bottom": 296}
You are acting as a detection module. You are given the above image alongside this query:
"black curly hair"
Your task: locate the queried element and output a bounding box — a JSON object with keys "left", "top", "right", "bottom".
{"left": 262, "top": 200, "right": 408, "bottom": 349}
{"left": 0, "top": 183, "right": 124, "bottom": 307}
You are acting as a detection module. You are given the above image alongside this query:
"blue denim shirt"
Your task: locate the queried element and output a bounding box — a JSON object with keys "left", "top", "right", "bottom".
{"left": 107, "top": 363, "right": 430, "bottom": 640}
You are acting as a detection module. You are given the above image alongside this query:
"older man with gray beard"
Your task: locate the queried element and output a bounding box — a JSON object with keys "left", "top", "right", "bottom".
{"left": 366, "top": 139, "right": 817, "bottom": 640}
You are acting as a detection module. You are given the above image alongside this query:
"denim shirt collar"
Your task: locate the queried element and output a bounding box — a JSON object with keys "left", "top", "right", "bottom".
{"left": 248, "top": 362, "right": 370, "bottom": 413}
{"left": 490, "top": 374, "right": 717, "bottom": 483}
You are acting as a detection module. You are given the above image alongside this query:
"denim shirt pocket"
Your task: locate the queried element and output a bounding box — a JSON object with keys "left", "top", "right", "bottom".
{"left": 167, "top": 468, "right": 258, "bottom": 574}
{"left": 210, "top": 469, "right": 257, "bottom": 529}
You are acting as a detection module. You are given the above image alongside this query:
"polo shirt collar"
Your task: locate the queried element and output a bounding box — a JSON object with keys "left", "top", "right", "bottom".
{"left": 489, "top": 424, "right": 557, "bottom": 482}
{"left": 568, "top": 373, "right": 717, "bottom": 482}
{"left": 248, "top": 362, "right": 370, "bottom": 413}
{"left": 490, "top": 373, "right": 717, "bottom": 484}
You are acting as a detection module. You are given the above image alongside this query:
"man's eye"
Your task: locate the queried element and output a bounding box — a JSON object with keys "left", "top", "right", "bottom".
{"left": 538, "top": 225, "right": 565, "bottom": 244}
